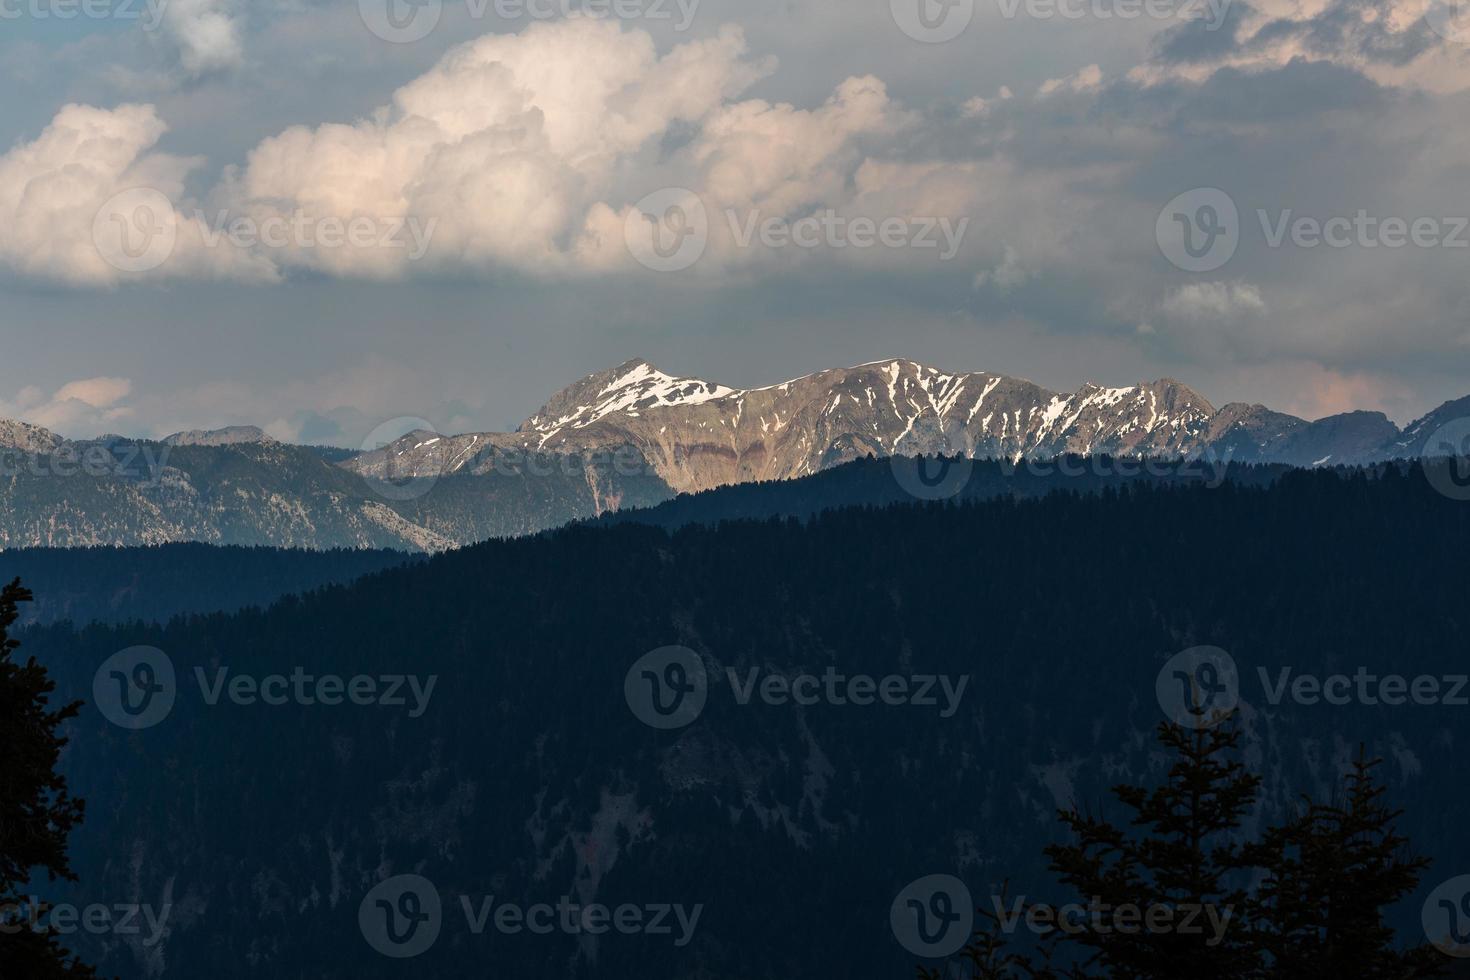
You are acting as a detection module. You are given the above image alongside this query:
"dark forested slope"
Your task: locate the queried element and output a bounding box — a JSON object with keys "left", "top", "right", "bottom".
{"left": 16, "top": 463, "right": 1470, "bottom": 978}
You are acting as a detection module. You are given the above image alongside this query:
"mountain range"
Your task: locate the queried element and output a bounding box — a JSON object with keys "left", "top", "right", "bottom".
{"left": 3, "top": 358, "right": 1467, "bottom": 550}
{"left": 352, "top": 358, "right": 1470, "bottom": 494}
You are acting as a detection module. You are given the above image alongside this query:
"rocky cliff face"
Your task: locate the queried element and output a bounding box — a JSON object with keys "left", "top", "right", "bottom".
{"left": 0, "top": 418, "right": 65, "bottom": 453}
{"left": 0, "top": 440, "right": 671, "bottom": 552}
{"left": 162, "top": 426, "right": 276, "bottom": 447}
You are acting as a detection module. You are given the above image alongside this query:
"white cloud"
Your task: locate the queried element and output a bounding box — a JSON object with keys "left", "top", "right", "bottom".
{"left": 1039, "top": 64, "right": 1102, "bottom": 97}
{"left": 161, "top": 0, "right": 244, "bottom": 75}
{"left": 53, "top": 376, "right": 132, "bottom": 408}
{"left": 1, "top": 18, "right": 983, "bottom": 284}
{"left": 0, "top": 377, "right": 135, "bottom": 436}
{"left": 961, "top": 86, "right": 1013, "bottom": 118}
{"left": 0, "top": 103, "right": 274, "bottom": 285}
{"left": 221, "top": 18, "right": 778, "bottom": 278}
{"left": 1160, "top": 281, "right": 1267, "bottom": 319}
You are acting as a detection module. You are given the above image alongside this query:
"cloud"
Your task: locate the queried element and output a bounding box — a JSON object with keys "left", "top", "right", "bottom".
{"left": 0, "top": 103, "right": 273, "bottom": 285}
{"left": 161, "top": 0, "right": 245, "bottom": 75}
{"left": 0, "top": 377, "right": 135, "bottom": 436}
{"left": 1, "top": 18, "right": 978, "bottom": 283}
{"left": 974, "top": 244, "right": 1032, "bottom": 292}
{"left": 0, "top": 103, "right": 179, "bottom": 285}
{"left": 53, "top": 376, "right": 132, "bottom": 408}
{"left": 961, "top": 86, "right": 1014, "bottom": 118}
{"left": 1160, "top": 281, "right": 1267, "bottom": 319}
{"left": 1039, "top": 64, "right": 1103, "bottom": 96}
{"left": 1133, "top": 0, "right": 1470, "bottom": 92}
{"left": 215, "top": 18, "right": 779, "bottom": 278}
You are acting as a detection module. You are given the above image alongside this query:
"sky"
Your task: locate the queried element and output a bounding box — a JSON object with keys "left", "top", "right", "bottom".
{"left": 1, "top": 0, "right": 1468, "bottom": 445}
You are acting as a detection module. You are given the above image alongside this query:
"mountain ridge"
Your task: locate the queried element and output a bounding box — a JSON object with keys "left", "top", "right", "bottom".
{"left": 4, "top": 358, "right": 1466, "bottom": 551}
{"left": 347, "top": 357, "right": 1468, "bottom": 495}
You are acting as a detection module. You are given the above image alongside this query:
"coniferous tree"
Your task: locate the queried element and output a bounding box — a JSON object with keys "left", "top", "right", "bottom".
{"left": 1037, "top": 722, "right": 1262, "bottom": 979}
{"left": 0, "top": 579, "right": 96, "bottom": 978}
{"left": 923, "top": 730, "right": 1448, "bottom": 978}
{"left": 1247, "top": 748, "right": 1442, "bottom": 979}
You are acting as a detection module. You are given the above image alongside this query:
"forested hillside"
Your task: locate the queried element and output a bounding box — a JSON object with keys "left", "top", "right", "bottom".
{"left": 0, "top": 544, "right": 413, "bottom": 626}
{"left": 17, "top": 464, "right": 1470, "bottom": 978}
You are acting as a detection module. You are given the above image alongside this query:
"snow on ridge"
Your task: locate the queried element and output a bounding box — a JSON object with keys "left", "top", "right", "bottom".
{"left": 527, "top": 358, "right": 1214, "bottom": 459}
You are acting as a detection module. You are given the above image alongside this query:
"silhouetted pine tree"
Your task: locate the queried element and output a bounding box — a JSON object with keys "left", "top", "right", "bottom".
{"left": 0, "top": 579, "right": 96, "bottom": 977}
{"left": 1037, "top": 722, "right": 1262, "bottom": 978}
{"left": 1247, "top": 748, "right": 1442, "bottom": 978}
{"left": 925, "top": 729, "right": 1448, "bottom": 978}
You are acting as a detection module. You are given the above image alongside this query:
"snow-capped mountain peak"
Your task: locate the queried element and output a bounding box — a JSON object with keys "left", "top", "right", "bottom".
{"left": 521, "top": 358, "right": 738, "bottom": 443}
{"left": 346, "top": 358, "right": 1465, "bottom": 496}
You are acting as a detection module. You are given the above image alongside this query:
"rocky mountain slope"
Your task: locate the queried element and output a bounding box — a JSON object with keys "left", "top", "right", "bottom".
{"left": 0, "top": 418, "right": 65, "bottom": 453}
{"left": 162, "top": 425, "right": 275, "bottom": 447}
{"left": 352, "top": 358, "right": 1465, "bottom": 495}
{"left": 0, "top": 435, "right": 669, "bottom": 551}
{"left": 4, "top": 359, "right": 1465, "bottom": 550}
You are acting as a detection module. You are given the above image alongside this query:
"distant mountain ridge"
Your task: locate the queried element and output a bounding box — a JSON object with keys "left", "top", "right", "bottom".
{"left": 349, "top": 357, "right": 1465, "bottom": 495}
{"left": 3, "top": 359, "right": 1466, "bottom": 551}
{"left": 162, "top": 425, "right": 275, "bottom": 447}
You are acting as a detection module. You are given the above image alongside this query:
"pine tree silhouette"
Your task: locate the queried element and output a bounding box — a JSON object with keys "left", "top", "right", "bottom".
{"left": 1037, "top": 722, "right": 1261, "bottom": 978}
{"left": 1247, "top": 747, "right": 1442, "bottom": 978}
{"left": 925, "top": 727, "right": 1447, "bottom": 978}
{"left": 0, "top": 578, "right": 97, "bottom": 977}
